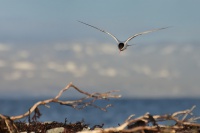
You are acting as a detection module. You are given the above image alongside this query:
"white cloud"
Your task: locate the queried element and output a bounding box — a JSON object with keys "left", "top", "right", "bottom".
{"left": 72, "top": 43, "right": 82, "bottom": 53}
{"left": 3, "top": 71, "right": 34, "bottom": 80}
{"left": 13, "top": 61, "right": 36, "bottom": 71}
{"left": 47, "top": 61, "right": 62, "bottom": 70}
{"left": 65, "top": 61, "right": 77, "bottom": 72}
{"left": 78, "top": 65, "right": 87, "bottom": 77}
{"left": 1, "top": 41, "right": 199, "bottom": 97}
{"left": 99, "top": 67, "right": 117, "bottom": 77}
{"left": 85, "top": 46, "right": 94, "bottom": 56}
{"left": 4, "top": 71, "right": 22, "bottom": 80}
{"left": 92, "top": 62, "right": 101, "bottom": 69}
{"left": 132, "top": 64, "right": 152, "bottom": 76}
{"left": 100, "top": 43, "right": 117, "bottom": 55}
{"left": 142, "top": 66, "right": 152, "bottom": 76}
{"left": 181, "top": 45, "right": 193, "bottom": 54}
{"left": 65, "top": 61, "right": 87, "bottom": 77}
{"left": 132, "top": 64, "right": 178, "bottom": 79}
{"left": 47, "top": 61, "right": 87, "bottom": 77}
{"left": 54, "top": 43, "right": 69, "bottom": 51}
{"left": 171, "top": 86, "right": 181, "bottom": 96}
{"left": 17, "top": 50, "right": 30, "bottom": 58}
{"left": 0, "top": 43, "right": 11, "bottom": 51}
{"left": 92, "top": 63, "right": 117, "bottom": 77}
{"left": 47, "top": 61, "right": 68, "bottom": 72}
{"left": 0, "top": 60, "right": 6, "bottom": 67}
{"left": 156, "top": 69, "right": 170, "bottom": 78}
{"left": 25, "top": 71, "right": 34, "bottom": 78}
{"left": 161, "top": 45, "right": 176, "bottom": 55}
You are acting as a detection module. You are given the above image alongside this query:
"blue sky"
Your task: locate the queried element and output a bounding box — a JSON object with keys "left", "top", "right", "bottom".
{"left": 0, "top": 1, "right": 200, "bottom": 98}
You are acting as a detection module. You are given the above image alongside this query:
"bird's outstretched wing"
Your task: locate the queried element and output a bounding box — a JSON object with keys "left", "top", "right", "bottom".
{"left": 124, "top": 27, "right": 170, "bottom": 44}
{"left": 78, "top": 20, "right": 120, "bottom": 43}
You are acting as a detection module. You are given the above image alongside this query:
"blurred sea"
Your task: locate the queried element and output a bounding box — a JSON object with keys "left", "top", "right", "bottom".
{"left": 0, "top": 98, "right": 200, "bottom": 128}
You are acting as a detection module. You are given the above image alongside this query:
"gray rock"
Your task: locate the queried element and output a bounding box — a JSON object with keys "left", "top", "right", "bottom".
{"left": 46, "top": 127, "right": 64, "bottom": 133}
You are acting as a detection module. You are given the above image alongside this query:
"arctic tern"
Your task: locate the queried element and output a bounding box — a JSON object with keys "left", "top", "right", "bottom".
{"left": 78, "top": 21, "right": 168, "bottom": 52}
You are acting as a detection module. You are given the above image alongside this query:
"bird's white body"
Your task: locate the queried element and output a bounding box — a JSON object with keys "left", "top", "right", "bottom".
{"left": 78, "top": 21, "right": 168, "bottom": 52}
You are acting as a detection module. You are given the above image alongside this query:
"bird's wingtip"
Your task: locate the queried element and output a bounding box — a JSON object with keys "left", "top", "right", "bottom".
{"left": 163, "top": 26, "right": 173, "bottom": 29}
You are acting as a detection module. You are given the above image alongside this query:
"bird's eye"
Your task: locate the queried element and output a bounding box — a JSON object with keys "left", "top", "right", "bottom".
{"left": 118, "top": 43, "right": 124, "bottom": 50}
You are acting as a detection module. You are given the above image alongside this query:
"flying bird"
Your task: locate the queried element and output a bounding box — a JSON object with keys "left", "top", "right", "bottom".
{"left": 78, "top": 20, "right": 169, "bottom": 52}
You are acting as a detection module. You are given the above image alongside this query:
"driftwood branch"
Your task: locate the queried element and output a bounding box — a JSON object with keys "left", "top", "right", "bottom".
{"left": 7, "top": 82, "right": 121, "bottom": 121}
{"left": 79, "top": 105, "right": 200, "bottom": 133}
{"left": 1, "top": 82, "right": 200, "bottom": 133}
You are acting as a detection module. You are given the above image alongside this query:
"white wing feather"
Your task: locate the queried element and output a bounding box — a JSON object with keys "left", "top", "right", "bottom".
{"left": 124, "top": 27, "right": 169, "bottom": 44}
{"left": 78, "top": 21, "right": 120, "bottom": 43}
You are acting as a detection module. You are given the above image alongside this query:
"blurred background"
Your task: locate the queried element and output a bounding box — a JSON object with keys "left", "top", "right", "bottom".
{"left": 1, "top": 0, "right": 200, "bottom": 98}
{"left": 1, "top": 0, "right": 200, "bottom": 127}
